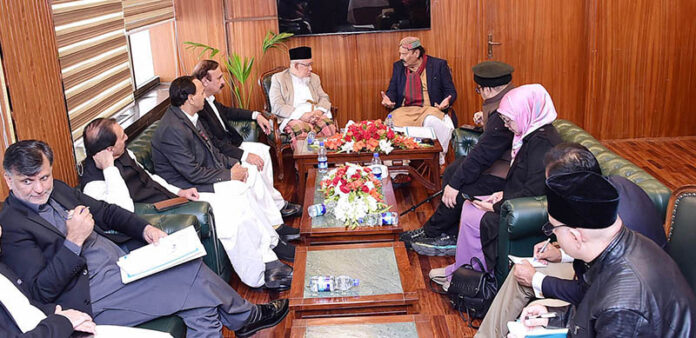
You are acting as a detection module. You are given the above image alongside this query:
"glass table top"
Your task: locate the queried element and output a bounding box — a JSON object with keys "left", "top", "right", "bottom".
{"left": 304, "top": 322, "right": 418, "bottom": 338}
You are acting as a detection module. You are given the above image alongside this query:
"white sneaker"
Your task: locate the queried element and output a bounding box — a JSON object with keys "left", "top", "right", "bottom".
{"left": 429, "top": 267, "right": 448, "bottom": 285}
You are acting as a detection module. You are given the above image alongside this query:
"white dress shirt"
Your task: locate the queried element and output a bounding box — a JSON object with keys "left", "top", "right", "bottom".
{"left": 531, "top": 248, "right": 577, "bottom": 298}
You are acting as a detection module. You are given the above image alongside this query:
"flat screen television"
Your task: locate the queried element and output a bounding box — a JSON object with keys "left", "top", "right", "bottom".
{"left": 277, "top": 0, "right": 431, "bottom": 36}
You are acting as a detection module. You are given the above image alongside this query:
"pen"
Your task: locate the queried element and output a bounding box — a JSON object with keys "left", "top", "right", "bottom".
{"left": 524, "top": 313, "right": 557, "bottom": 320}
{"left": 66, "top": 207, "right": 89, "bottom": 220}
{"left": 538, "top": 238, "right": 551, "bottom": 254}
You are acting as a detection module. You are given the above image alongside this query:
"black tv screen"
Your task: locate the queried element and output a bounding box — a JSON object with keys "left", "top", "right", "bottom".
{"left": 277, "top": 0, "right": 431, "bottom": 36}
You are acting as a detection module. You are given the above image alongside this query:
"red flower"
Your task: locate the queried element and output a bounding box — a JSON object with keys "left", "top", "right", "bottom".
{"left": 361, "top": 185, "right": 369, "bottom": 193}
{"left": 387, "top": 130, "right": 395, "bottom": 139}
{"left": 340, "top": 184, "right": 350, "bottom": 194}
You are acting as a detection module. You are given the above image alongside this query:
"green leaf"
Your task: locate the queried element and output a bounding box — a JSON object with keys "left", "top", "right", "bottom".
{"left": 183, "top": 41, "right": 220, "bottom": 58}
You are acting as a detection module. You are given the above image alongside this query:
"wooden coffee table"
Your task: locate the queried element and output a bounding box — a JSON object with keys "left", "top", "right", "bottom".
{"left": 293, "top": 139, "right": 442, "bottom": 203}
{"left": 288, "top": 242, "right": 418, "bottom": 319}
{"left": 290, "top": 314, "right": 435, "bottom": 337}
{"left": 300, "top": 169, "right": 402, "bottom": 245}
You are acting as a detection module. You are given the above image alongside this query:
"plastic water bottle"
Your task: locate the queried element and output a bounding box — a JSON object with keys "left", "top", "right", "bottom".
{"left": 380, "top": 212, "right": 399, "bottom": 225}
{"left": 370, "top": 153, "right": 383, "bottom": 179}
{"left": 308, "top": 275, "right": 359, "bottom": 292}
{"left": 335, "top": 275, "right": 360, "bottom": 291}
{"left": 306, "top": 131, "right": 316, "bottom": 146}
{"left": 317, "top": 141, "right": 328, "bottom": 174}
{"left": 307, "top": 203, "right": 326, "bottom": 217}
{"left": 385, "top": 113, "right": 394, "bottom": 129}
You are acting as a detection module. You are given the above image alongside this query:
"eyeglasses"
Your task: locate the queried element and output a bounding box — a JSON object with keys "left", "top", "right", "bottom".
{"left": 297, "top": 62, "right": 313, "bottom": 68}
{"left": 499, "top": 114, "right": 512, "bottom": 125}
{"left": 475, "top": 86, "right": 482, "bottom": 94}
{"left": 542, "top": 221, "right": 572, "bottom": 236}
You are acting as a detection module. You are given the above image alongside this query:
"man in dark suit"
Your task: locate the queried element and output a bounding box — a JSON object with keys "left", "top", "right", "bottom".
{"left": 191, "top": 59, "right": 300, "bottom": 219}
{"left": 0, "top": 140, "right": 288, "bottom": 338}
{"left": 0, "top": 224, "right": 96, "bottom": 337}
{"left": 151, "top": 76, "right": 295, "bottom": 288}
{"left": 477, "top": 143, "right": 668, "bottom": 337}
{"left": 380, "top": 36, "right": 457, "bottom": 164}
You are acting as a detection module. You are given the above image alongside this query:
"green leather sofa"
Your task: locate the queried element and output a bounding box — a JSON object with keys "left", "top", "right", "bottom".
{"left": 664, "top": 186, "right": 696, "bottom": 293}
{"left": 451, "top": 119, "right": 672, "bottom": 284}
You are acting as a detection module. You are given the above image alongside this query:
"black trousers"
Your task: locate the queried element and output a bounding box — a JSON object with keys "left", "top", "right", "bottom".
{"left": 423, "top": 156, "right": 506, "bottom": 237}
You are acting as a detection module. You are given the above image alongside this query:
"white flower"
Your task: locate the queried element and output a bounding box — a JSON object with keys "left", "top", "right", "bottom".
{"left": 340, "top": 141, "right": 354, "bottom": 153}
{"left": 379, "top": 139, "right": 394, "bottom": 154}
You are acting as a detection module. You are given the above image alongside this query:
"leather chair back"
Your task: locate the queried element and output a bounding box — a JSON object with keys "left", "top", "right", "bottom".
{"left": 259, "top": 66, "right": 286, "bottom": 113}
{"left": 664, "top": 185, "right": 696, "bottom": 292}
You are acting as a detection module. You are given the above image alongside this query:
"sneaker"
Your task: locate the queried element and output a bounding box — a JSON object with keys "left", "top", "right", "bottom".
{"left": 429, "top": 267, "right": 448, "bottom": 285}
{"left": 399, "top": 228, "right": 427, "bottom": 249}
{"left": 234, "top": 299, "right": 289, "bottom": 337}
{"left": 411, "top": 234, "right": 457, "bottom": 256}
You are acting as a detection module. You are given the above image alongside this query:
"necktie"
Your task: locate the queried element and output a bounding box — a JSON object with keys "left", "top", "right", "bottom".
{"left": 0, "top": 273, "right": 47, "bottom": 333}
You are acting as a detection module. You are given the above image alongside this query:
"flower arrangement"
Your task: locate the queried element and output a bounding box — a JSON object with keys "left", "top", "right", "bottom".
{"left": 324, "top": 120, "right": 423, "bottom": 154}
{"left": 319, "top": 163, "right": 390, "bottom": 228}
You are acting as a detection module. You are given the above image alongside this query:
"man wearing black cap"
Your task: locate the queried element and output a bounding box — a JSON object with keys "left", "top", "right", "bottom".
{"left": 519, "top": 171, "right": 695, "bottom": 336}
{"left": 401, "top": 61, "right": 515, "bottom": 255}
{"left": 268, "top": 46, "right": 336, "bottom": 143}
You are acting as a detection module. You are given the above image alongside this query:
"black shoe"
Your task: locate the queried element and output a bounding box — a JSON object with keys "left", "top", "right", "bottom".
{"left": 399, "top": 227, "right": 427, "bottom": 249}
{"left": 281, "top": 201, "right": 302, "bottom": 218}
{"left": 274, "top": 224, "right": 300, "bottom": 242}
{"left": 264, "top": 261, "right": 293, "bottom": 290}
{"left": 411, "top": 233, "right": 457, "bottom": 256}
{"left": 273, "top": 239, "right": 295, "bottom": 262}
{"left": 235, "top": 299, "right": 289, "bottom": 338}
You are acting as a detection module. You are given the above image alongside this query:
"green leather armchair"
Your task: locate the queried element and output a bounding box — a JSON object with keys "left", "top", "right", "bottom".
{"left": 451, "top": 119, "right": 672, "bottom": 284}
{"left": 664, "top": 185, "right": 696, "bottom": 293}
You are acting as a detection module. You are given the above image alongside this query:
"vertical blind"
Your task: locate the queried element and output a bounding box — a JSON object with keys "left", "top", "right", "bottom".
{"left": 50, "top": 0, "right": 174, "bottom": 140}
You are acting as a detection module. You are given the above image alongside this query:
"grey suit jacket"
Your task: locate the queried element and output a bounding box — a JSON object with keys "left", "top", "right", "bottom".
{"left": 151, "top": 105, "right": 238, "bottom": 193}
{"left": 268, "top": 69, "right": 331, "bottom": 119}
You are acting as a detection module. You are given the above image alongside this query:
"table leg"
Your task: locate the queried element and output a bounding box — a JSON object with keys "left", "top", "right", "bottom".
{"left": 297, "top": 161, "right": 309, "bottom": 204}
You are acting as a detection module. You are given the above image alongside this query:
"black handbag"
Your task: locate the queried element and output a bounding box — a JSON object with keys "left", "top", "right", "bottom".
{"left": 447, "top": 257, "right": 497, "bottom": 328}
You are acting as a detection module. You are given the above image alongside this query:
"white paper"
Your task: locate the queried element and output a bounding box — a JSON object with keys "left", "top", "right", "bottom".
{"left": 507, "top": 321, "right": 568, "bottom": 337}
{"left": 117, "top": 226, "right": 206, "bottom": 284}
{"left": 94, "top": 325, "right": 173, "bottom": 337}
{"left": 508, "top": 255, "right": 548, "bottom": 268}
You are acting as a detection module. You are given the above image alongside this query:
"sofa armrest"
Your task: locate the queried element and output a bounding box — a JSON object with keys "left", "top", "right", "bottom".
{"left": 135, "top": 201, "right": 213, "bottom": 239}
{"left": 500, "top": 196, "right": 549, "bottom": 239}
{"left": 452, "top": 127, "right": 483, "bottom": 159}
{"left": 138, "top": 213, "right": 201, "bottom": 236}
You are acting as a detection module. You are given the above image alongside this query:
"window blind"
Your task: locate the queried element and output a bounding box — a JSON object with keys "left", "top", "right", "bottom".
{"left": 122, "top": 0, "right": 175, "bottom": 31}
{"left": 51, "top": 0, "right": 135, "bottom": 140}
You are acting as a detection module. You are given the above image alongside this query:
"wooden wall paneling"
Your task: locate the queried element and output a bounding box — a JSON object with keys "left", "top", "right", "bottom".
{"left": 226, "top": 0, "right": 275, "bottom": 19}
{"left": 585, "top": 0, "right": 696, "bottom": 139}
{"left": 150, "top": 20, "right": 179, "bottom": 82}
{"left": 0, "top": 0, "right": 77, "bottom": 186}
{"left": 173, "top": 0, "right": 231, "bottom": 105}
{"left": 485, "top": 0, "right": 589, "bottom": 127}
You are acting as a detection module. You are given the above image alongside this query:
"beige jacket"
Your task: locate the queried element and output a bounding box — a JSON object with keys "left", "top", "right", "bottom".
{"left": 268, "top": 69, "right": 331, "bottom": 119}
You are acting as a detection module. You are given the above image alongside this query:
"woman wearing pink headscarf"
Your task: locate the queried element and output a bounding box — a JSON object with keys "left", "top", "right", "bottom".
{"left": 427, "top": 84, "right": 562, "bottom": 290}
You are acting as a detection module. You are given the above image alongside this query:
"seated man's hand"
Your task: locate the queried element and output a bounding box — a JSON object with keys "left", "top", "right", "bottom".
{"left": 65, "top": 205, "right": 94, "bottom": 247}
{"left": 245, "top": 153, "right": 264, "bottom": 171}
{"left": 442, "top": 184, "right": 459, "bottom": 209}
{"left": 473, "top": 111, "right": 483, "bottom": 125}
{"left": 534, "top": 240, "right": 562, "bottom": 263}
{"left": 472, "top": 191, "right": 502, "bottom": 212}
{"left": 55, "top": 305, "right": 96, "bottom": 334}
{"left": 312, "top": 109, "right": 324, "bottom": 123}
{"left": 520, "top": 304, "right": 550, "bottom": 328}
{"left": 380, "top": 91, "right": 396, "bottom": 109}
{"left": 434, "top": 95, "right": 452, "bottom": 111}
{"left": 231, "top": 163, "right": 248, "bottom": 182}
{"left": 513, "top": 260, "right": 536, "bottom": 287}
{"left": 255, "top": 113, "right": 271, "bottom": 135}
{"left": 92, "top": 148, "right": 115, "bottom": 170}
{"left": 143, "top": 224, "right": 168, "bottom": 244}
{"left": 177, "top": 187, "right": 199, "bottom": 201}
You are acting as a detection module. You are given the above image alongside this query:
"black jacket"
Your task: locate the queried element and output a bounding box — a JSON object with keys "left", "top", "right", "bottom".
{"left": 541, "top": 175, "right": 668, "bottom": 305}
{"left": 480, "top": 124, "right": 562, "bottom": 270}
{"left": 449, "top": 111, "right": 514, "bottom": 190}
{"left": 384, "top": 55, "right": 457, "bottom": 108}
{"left": 549, "top": 227, "right": 695, "bottom": 337}
{"left": 79, "top": 153, "right": 177, "bottom": 204}
{"left": 0, "top": 263, "right": 74, "bottom": 338}
{"left": 198, "top": 99, "right": 254, "bottom": 160}
{"left": 0, "top": 180, "right": 149, "bottom": 315}
{"left": 151, "top": 105, "right": 238, "bottom": 193}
